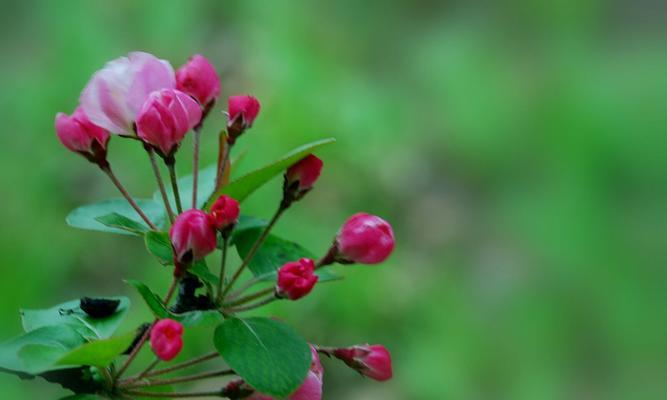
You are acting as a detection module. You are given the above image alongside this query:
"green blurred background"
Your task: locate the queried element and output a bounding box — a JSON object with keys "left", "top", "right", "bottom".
{"left": 1, "top": 0, "right": 666, "bottom": 399}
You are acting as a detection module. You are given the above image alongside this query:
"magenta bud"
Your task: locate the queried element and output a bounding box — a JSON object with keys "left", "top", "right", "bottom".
{"left": 55, "top": 107, "right": 110, "bottom": 165}
{"left": 336, "top": 213, "right": 395, "bottom": 264}
{"left": 285, "top": 154, "right": 323, "bottom": 192}
{"left": 333, "top": 344, "right": 393, "bottom": 381}
{"left": 176, "top": 54, "right": 221, "bottom": 107}
{"left": 150, "top": 319, "right": 184, "bottom": 361}
{"left": 276, "top": 258, "right": 319, "bottom": 300}
{"left": 136, "top": 88, "right": 202, "bottom": 157}
{"left": 169, "top": 209, "right": 217, "bottom": 266}
{"left": 227, "top": 95, "right": 260, "bottom": 142}
{"left": 209, "top": 195, "right": 240, "bottom": 231}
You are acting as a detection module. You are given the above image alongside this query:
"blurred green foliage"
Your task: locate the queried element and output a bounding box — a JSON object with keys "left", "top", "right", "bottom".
{"left": 0, "top": 0, "right": 666, "bottom": 399}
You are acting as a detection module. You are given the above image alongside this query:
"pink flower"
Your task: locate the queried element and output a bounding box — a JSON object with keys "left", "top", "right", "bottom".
{"left": 80, "top": 51, "right": 175, "bottom": 135}
{"left": 285, "top": 155, "right": 323, "bottom": 193}
{"left": 245, "top": 346, "right": 323, "bottom": 400}
{"left": 55, "top": 107, "right": 110, "bottom": 162}
{"left": 333, "top": 344, "right": 393, "bottom": 381}
{"left": 227, "top": 95, "right": 260, "bottom": 142}
{"left": 336, "top": 213, "right": 395, "bottom": 264}
{"left": 176, "top": 54, "right": 221, "bottom": 106}
{"left": 150, "top": 319, "right": 184, "bottom": 361}
{"left": 209, "top": 195, "right": 240, "bottom": 231}
{"left": 169, "top": 209, "right": 217, "bottom": 265}
{"left": 136, "top": 88, "right": 202, "bottom": 157}
{"left": 276, "top": 258, "right": 319, "bottom": 300}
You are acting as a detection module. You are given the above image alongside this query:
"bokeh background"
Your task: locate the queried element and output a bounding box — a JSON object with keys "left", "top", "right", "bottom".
{"left": 1, "top": 1, "right": 666, "bottom": 399}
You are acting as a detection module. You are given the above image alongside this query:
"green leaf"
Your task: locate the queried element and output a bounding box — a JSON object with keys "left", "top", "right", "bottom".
{"left": 145, "top": 231, "right": 173, "bottom": 265}
{"left": 153, "top": 164, "right": 218, "bottom": 210}
{"left": 125, "top": 280, "right": 170, "bottom": 319}
{"left": 0, "top": 325, "right": 86, "bottom": 374}
{"left": 58, "top": 395, "right": 105, "bottom": 400}
{"left": 57, "top": 332, "right": 135, "bottom": 368}
{"left": 234, "top": 229, "right": 341, "bottom": 282}
{"left": 175, "top": 310, "right": 223, "bottom": 329}
{"left": 213, "top": 317, "right": 310, "bottom": 397}
{"left": 21, "top": 297, "right": 130, "bottom": 340}
{"left": 205, "top": 138, "right": 335, "bottom": 208}
{"left": 125, "top": 280, "right": 223, "bottom": 328}
{"left": 95, "top": 212, "right": 149, "bottom": 235}
{"left": 190, "top": 260, "right": 218, "bottom": 286}
{"left": 67, "top": 198, "right": 165, "bottom": 235}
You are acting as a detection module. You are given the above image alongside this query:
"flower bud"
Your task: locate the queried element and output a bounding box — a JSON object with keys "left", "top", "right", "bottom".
{"left": 336, "top": 213, "right": 395, "bottom": 264}
{"left": 333, "top": 344, "right": 392, "bottom": 381}
{"left": 227, "top": 95, "right": 260, "bottom": 143}
{"left": 150, "top": 319, "right": 184, "bottom": 361}
{"left": 169, "top": 209, "right": 217, "bottom": 266}
{"left": 209, "top": 195, "right": 240, "bottom": 232}
{"left": 136, "top": 88, "right": 202, "bottom": 157}
{"left": 81, "top": 51, "right": 175, "bottom": 135}
{"left": 276, "top": 258, "right": 319, "bottom": 300}
{"left": 55, "top": 107, "right": 110, "bottom": 165}
{"left": 176, "top": 54, "right": 221, "bottom": 107}
{"left": 283, "top": 155, "right": 323, "bottom": 204}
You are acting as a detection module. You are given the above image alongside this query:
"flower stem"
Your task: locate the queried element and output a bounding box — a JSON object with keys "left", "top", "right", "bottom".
{"left": 124, "top": 369, "right": 234, "bottom": 389}
{"left": 222, "top": 206, "right": 286, "bottom": 296}
{"left": 315, "top": 243, "right": 338, "bottom": 269}
{"left": 115, "top": 277, "right": 179, "bottom": 379}
{"left": 123, "top": 358, "right": 160, "bottom": 385}
{"left": 191, "top": 127, "right": 202, "bottom": 209}
{"left": 123, "top": 389, "right": 227, "bottom": 398}
{"left": 225, "top": 287, "right": 275, "bottom": 308}
{"left": 225, "top": 277, "right": 261, "bottom": 301}
{"left": 146, "top": 147, "right": 175, "bottom": 223}
{"left": 226, "top": 295, "right": 278, "bottom": 313}
{"left": 216, "top": 237, "right": 230, "bottom": 305}
{"left": 214, "top": 132, "right": 231, "bottom": 191}
{"left": 165, "top": 157, "right": 183, "bottom": 214}
{"left": 139, "top": 352, "right": 218, "bottom": 379}
{"left": 100, "top": 165, "right": 157, "bottom": 230}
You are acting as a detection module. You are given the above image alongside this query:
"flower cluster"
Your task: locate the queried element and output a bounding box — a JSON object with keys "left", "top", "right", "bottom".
{"left": 41, "top": 51, "right": 397, "bottom": 399}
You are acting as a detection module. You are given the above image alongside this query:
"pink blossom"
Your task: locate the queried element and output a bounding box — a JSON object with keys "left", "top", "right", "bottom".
{"left": 169, "top": 209, "right": 217, "bottom": 264}
{"left": 276, "top": 258, "right": 319, "bottom": 300}
{"left": 55, "top": 107, "right": 110, "bottom": 159}
{"left": 136, "top": 89, "right": 202, "bottom": 156}
{"left": 150, "top": 319, "right": 184, "bottom": 361}
{"left": 336, "top": 213, "right": 395, "bottom": 264}
{"left": 176, "top": 54, "right": 221, "bottom": 106}
{"left": 80, "top": 51, "right": 175, "bottom": 135}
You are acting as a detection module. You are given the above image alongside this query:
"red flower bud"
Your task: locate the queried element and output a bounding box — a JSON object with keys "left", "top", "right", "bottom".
{"left": 333, "top": 344, "right": 392, "bottom": 381}
{"left": 285, "top": 154, "right": 323, "bottom": 193}
{"left": 136, "top": 88, "right": 202, "bottom": 157}
{"left": 209, "top": 195, "right": 240, "bottom": 231}
{"left": 336, "top": 213, "right": 395, "bottom": 264}
{"left": 169, "top": 209, "right": 217, "bottom": 265}
{"left": 55, "top": 107, "right": 110, "bottom": 164}
{"left": 150, "top": 319, "right": 184, "bottom": 361}
{"left": 276, "top": 258, "right": 319, "bottom": 300}
{"left": 227, "top": 95, "right": 260, "bottom": 142}
{"left": 176, "top": 54, "right": 221, "bottom": 107}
